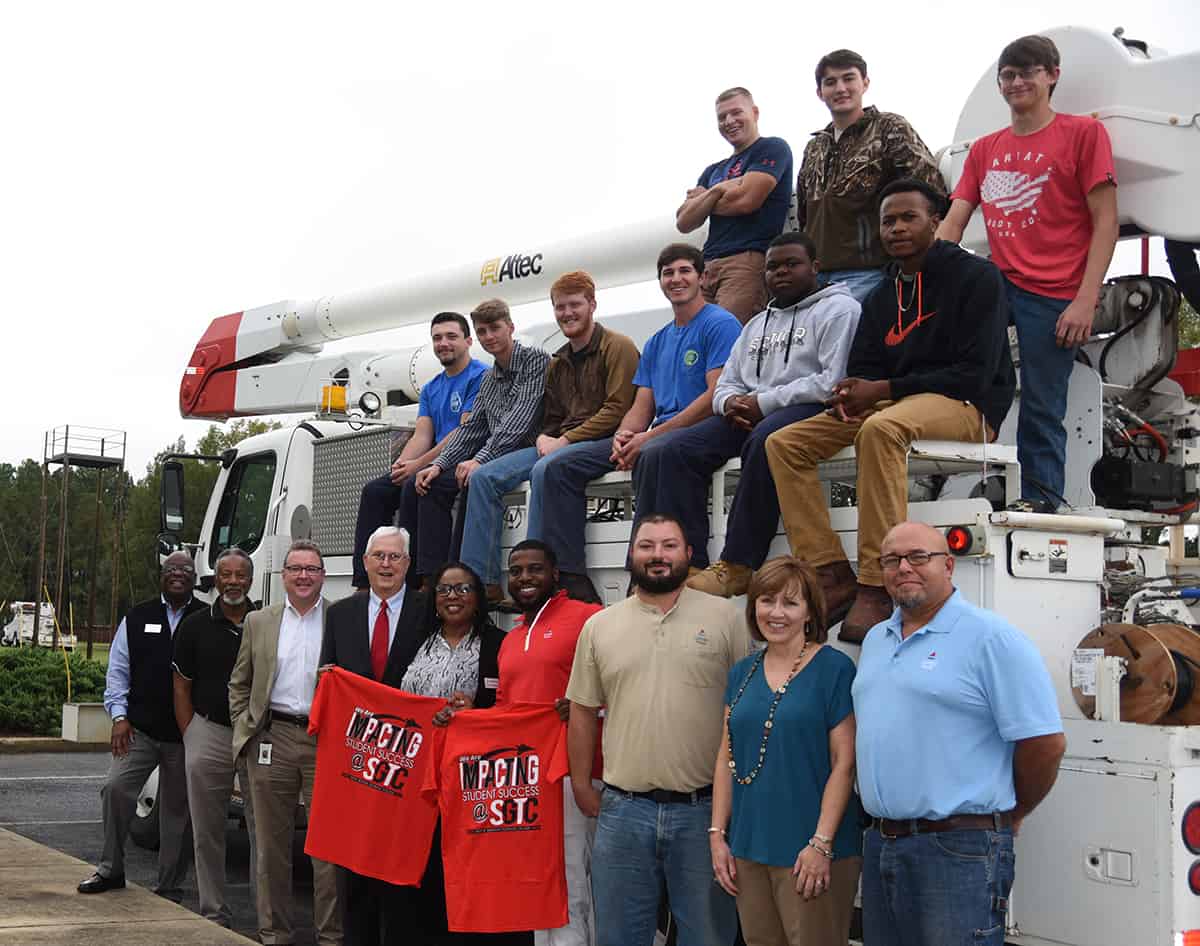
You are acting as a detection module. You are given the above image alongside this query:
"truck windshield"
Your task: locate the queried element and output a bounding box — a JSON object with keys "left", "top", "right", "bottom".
{"left": 209, "top": 452, "right": 277, "bottom": 567}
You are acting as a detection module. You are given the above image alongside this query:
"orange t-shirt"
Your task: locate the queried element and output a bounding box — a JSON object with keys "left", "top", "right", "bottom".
{"left": 423, "top": 703, "right": 569, "bottom": 933}
{"left": 306, "top": 667, "right": 443, "bottom": 885}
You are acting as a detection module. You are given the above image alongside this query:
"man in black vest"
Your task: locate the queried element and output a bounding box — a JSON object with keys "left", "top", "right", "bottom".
{"left": 319, "top": 525, "right": 425, "bottom": 946}
{"left": 79, "top": 550, "right": 206, "bottom": 897}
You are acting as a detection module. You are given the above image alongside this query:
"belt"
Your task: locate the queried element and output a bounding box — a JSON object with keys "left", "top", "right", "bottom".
{"left": 270, "top": 711, "right": 310, "bottom": 728}
{"left": 604, "top": 782, "right": 713, "bottom": 805}
{"left": 874, "top": 812, "right": 1013, "bottom": 839}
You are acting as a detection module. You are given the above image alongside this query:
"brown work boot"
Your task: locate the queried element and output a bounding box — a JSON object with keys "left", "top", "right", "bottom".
{"left": 485, "top": 584, "right": 521, "bottom": 614}
{"left": 560, "top": 571, "right": 602, "bottom": 605}
{"left": 839, "top": 584, "right": 894, "bottom": 644}
{"left": 687, "top": 561, "right": 752, "bottom": 598}
{"left": 815, "top": 560, "right": 859, "bottom": 628}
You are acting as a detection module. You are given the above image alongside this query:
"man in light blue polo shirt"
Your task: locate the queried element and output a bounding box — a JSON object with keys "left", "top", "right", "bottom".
{"left": 852, "top": 521, "right": 1065, "bottom": 946}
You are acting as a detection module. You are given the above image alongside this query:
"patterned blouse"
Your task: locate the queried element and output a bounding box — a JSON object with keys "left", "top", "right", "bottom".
{"left": 400, "top": 631, "right": 482, "bottom": 700}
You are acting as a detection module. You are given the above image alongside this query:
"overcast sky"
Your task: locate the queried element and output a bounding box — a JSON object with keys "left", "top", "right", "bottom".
{"left": 3, "top": 1, "right": 1197, "bottom": 475}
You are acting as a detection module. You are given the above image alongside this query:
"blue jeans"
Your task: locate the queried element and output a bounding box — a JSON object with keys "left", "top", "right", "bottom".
{"left": 862, "top": 826, "right": 1015, "bottom": 946}
{"left": 1006, "top": 278, "right": 1073, "bottom": 505}
{"left": 592, "top": 790, "right": 737, "bottom": 946}
{"left": 459, "top": 447, "right": 541, "bottom": 587}
{"left": 818, "top": 267, "right": 888, "bottom": 304}
{"left": 527, "top": 438, "right": 618, "bottom": 575}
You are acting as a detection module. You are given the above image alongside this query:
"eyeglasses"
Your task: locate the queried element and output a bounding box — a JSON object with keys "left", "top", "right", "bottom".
{"left": 283, "top": 564, "right": 324, "bottom": 576}
{"left": 878, "top": 551, "right": 949, "bottom": 570}
{"left": 997, "top": 66, "right": 1046, "bottom": 86}
{"left": 368, "top": 551, "right": 408, "bottom": 563}
{"left": 435, "top": 583, "right": 475, "bottom": 597}
{"left": 163, "top": 564, "right": 196, "bottom": 575}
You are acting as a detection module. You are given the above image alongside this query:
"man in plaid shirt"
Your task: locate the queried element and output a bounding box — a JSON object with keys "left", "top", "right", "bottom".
{"left": 413, "top": 298, "right": 549, "bottom": 601}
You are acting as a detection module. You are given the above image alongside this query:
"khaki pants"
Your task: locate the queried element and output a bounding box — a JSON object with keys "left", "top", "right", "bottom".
{"left": 765, "top": 395, "right": 986, "bottom": 586}
{"left": 701, "top": 250, "right": 767, "bottom": 323}
{"left": 734, "top": 856, "right": 861, "bottom": 946}
{"left": 183, "top": 713, "right": 256, "bottom": 927}
{"left": 246, "top": 720, "right": 342, "bottom": 945}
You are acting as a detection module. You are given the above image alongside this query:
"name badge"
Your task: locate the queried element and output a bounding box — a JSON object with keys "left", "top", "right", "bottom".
{"left": 258, "top": 742, "right": 273, "bottom": 766}
{"left": 484, "top": 677, "right": 499, "bottom": 690}
{"left": 144, "top": 623, "right": 162, "bottom": 635}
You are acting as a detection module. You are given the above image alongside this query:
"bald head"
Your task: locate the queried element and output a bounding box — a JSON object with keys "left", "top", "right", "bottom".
{"left": 880, "top": 521, "right": 954, "bottom": 611}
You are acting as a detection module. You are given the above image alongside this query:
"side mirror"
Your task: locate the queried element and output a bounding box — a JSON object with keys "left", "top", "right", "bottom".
{"left": 157, "top": 531, "right": 182, "bottom": 558}
{"left": 197, "top": 574, "right": 215, "bottom": 593}
{"left": 161, "top": 460, "right": 185, "bottom": 533}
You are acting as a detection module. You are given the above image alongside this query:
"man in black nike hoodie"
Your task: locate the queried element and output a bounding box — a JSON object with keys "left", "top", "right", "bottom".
{"left": 765, "top": 177, "right": 1015, "bottom": 642}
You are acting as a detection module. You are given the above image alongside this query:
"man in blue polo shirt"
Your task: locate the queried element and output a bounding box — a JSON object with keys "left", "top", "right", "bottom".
{"left": 676, "top": 87, "right": 793, "bottom": 323}
{"left": 351, "top": 311, "right": 486, "bottom": 589}
{"left": 852, "top": 521, "right": 1065, "bottom": 946}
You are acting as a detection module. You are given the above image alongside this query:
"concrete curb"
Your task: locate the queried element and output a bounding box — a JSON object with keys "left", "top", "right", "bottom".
{"left": 0, "top": 737, "right": 107, "bottom": 754}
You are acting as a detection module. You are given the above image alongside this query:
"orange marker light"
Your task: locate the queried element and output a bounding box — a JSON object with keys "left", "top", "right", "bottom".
{"left": 946, "top": 526, "right": 973, "bottom": 555}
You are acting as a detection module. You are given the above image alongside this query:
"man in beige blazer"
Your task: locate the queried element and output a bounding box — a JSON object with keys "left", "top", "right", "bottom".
{"left": 230, "top": 539, "right": 342, "bottom": 946}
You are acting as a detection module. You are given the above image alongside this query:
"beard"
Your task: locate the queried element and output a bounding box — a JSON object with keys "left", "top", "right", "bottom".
{"left": 890, "top": 586, "right": 927, "bottom": 610}
{"left": 221, "top": 588, "right": 247, "bottom": 607}
{"left": 631, "top": 558, "right": 689, "bottom": 594}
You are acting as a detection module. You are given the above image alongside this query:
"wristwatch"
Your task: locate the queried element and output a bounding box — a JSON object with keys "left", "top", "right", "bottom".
{"left": 112, "top": 715, "right": 127, "bottom": 723}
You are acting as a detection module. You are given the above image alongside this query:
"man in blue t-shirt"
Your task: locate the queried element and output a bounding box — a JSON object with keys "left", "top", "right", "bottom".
{"left": 610, "top": 243, "right": 742, "bottom": 570}
{"left": 676, "top": 86, "right": 793, "bottom": 324}
{"left": 350, "top": 311, "right": 486, "bottom": 589}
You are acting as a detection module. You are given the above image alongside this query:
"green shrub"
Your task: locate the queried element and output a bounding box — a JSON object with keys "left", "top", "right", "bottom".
{"left": 0, "top": 648, "right": 108, "bottom": 736}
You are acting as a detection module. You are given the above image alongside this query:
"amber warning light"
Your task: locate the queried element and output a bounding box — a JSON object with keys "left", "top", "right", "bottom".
{"left": 946, "top": 526, "right": 973, "bottom": 555}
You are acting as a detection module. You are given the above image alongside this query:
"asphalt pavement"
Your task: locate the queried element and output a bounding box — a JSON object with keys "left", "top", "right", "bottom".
{"left": 0, "top": 751, "right": 316, "bottom": 944}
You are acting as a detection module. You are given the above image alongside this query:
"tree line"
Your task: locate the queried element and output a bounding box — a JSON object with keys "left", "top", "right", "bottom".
{"left": 0, "top": 420, "right": 280, "bottom": 634}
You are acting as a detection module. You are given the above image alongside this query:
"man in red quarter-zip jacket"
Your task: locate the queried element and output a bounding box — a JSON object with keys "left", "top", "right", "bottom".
{"left": 766, "top": 177, "right": 1015, "bottom": 645}
{"left": 497, "top": 540, "right": 603, "bottom": 946}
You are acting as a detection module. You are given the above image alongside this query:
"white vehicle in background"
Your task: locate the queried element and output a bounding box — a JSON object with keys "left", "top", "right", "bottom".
{"left": 1, "top": 601, "right": 74, "bottom": 650}
{"left": 157, "top": 26, "right": 1200, "bottom": 946}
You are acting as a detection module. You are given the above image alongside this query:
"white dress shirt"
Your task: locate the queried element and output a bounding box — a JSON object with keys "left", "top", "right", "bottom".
{"left": 269, "top": 598, "right": 325, "bottom": 715}
{"left": 368, "top": 586, "right": 406, "bottom": 653}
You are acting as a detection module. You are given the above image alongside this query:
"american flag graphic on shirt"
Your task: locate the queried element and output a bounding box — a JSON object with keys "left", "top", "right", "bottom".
{"left": 979, "top": 169, "right": 1053, "bottom": 216}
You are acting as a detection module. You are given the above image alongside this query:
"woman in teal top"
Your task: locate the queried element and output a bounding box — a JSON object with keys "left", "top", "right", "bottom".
{"left": 710, "top": 556, "right": 862, "bottom": 946}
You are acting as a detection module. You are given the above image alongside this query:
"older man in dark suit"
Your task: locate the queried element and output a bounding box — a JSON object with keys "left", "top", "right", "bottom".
{"left": 320, "top": 525, "right": 425, "bottom": 946}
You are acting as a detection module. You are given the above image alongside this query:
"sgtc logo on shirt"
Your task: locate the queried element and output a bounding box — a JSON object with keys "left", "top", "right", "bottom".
{"left": 458, "top": 744, "right": 543, "bottom": 832}
{"left": 342, "top": 707, "right": 425, "bottom": 793}
{"left": 450, "top": 391, "right": 463, "bottom": 413}
{"left": 683, "top": 349, "right": 699, "bottom": 367}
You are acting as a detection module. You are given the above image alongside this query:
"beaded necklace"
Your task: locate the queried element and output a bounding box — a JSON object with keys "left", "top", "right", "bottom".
{"left": 725, "top": 641, "right": 808, "bottom": 786}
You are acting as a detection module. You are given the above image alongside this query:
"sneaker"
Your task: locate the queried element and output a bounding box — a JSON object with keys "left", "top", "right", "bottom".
{"left": 686, "top": 561, "right": 752, "bottom": 598}
{"left": 485, "top": 584, "right": 521, "bottom": 614}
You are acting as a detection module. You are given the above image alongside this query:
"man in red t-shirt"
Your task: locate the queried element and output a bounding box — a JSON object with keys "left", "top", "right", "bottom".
{"left": 938, "top": 34, "right": 1118, "bottom": 512}
{"left": 498, "top": 540, "right": 603, "bottom": 946}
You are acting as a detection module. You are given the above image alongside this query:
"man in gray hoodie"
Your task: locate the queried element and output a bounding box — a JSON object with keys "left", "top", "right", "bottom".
{"left": 686, "top": 231, "right": 861, "bottom": 598}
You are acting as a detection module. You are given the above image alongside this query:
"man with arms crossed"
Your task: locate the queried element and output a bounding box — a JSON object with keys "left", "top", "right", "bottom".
{"left": 766, "top": 179, "right": 1015, "bottom": 642}
{"left": 677, "top": 87, "right": 793, "bottom": 322}
{"left": 459, "top": 272, "right": 638, "bottom": 604}
{"left": 795, "top": 48, "right": 943, "bottom": 303}
{"left": 78, "top": 551, "right": 204, "bottom": 898}
{"left": 498, "top": 540, "right": 604, "bottom": 946}
{"left": 172, "top": 547, "right": 258, "bottom": 927}
{"left": 610, "top": 244, "right": 741, "bottom": 574}
{"left": 938, "top": 34, "right": 1118, "bottom": 511}
{"left": 853, "top": 521, "right": 1065, "bottom": 945}
{"left": 685, "top": 230, "right": 861, "bottom": 598}
{"left": 351, "top": 312, "right": 486, "bottom": 589}
{"left": 230, "top": 540, "right": 342, "bottom": 945}
{"left": 414, "top": 298, "right": 549, "bottom": 601}
{"left": 566, "top": 515, "right": 751, "bottom": 946}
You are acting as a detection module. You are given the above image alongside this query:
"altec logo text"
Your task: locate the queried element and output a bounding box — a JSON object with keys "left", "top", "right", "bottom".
{"left": 481, "top": 252, "right": 544, "bottom": 286}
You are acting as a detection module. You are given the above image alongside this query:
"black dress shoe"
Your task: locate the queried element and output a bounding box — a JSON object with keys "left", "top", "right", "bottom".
{"left": 78, "top": 871, "right": 125, "bottom": 893}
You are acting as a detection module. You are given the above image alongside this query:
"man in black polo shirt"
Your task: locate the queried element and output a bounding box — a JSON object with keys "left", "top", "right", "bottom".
{"left": 79, "top": 550, "right": 205, "bottom": 897}
{"left": 172, "top": 548, "right": 258, "bottom": 928}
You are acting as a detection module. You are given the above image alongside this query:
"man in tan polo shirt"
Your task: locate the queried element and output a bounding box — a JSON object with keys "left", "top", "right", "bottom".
{"left": 566, "top": 513, "right": 751, "bottom": 946}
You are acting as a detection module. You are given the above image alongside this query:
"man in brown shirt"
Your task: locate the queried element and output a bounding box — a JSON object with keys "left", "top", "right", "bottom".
{"left": 459, "top": 270, "right": 639, "bottom": 602}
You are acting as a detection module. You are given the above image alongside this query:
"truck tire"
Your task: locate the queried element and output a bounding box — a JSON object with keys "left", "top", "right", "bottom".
{"left": 128, "top": 768, "right": 160, "bottom": 851}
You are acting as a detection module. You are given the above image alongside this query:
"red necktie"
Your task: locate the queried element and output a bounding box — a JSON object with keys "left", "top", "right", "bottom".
{"left": 371, "top": 600, "right": 389, "bottom": 681}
